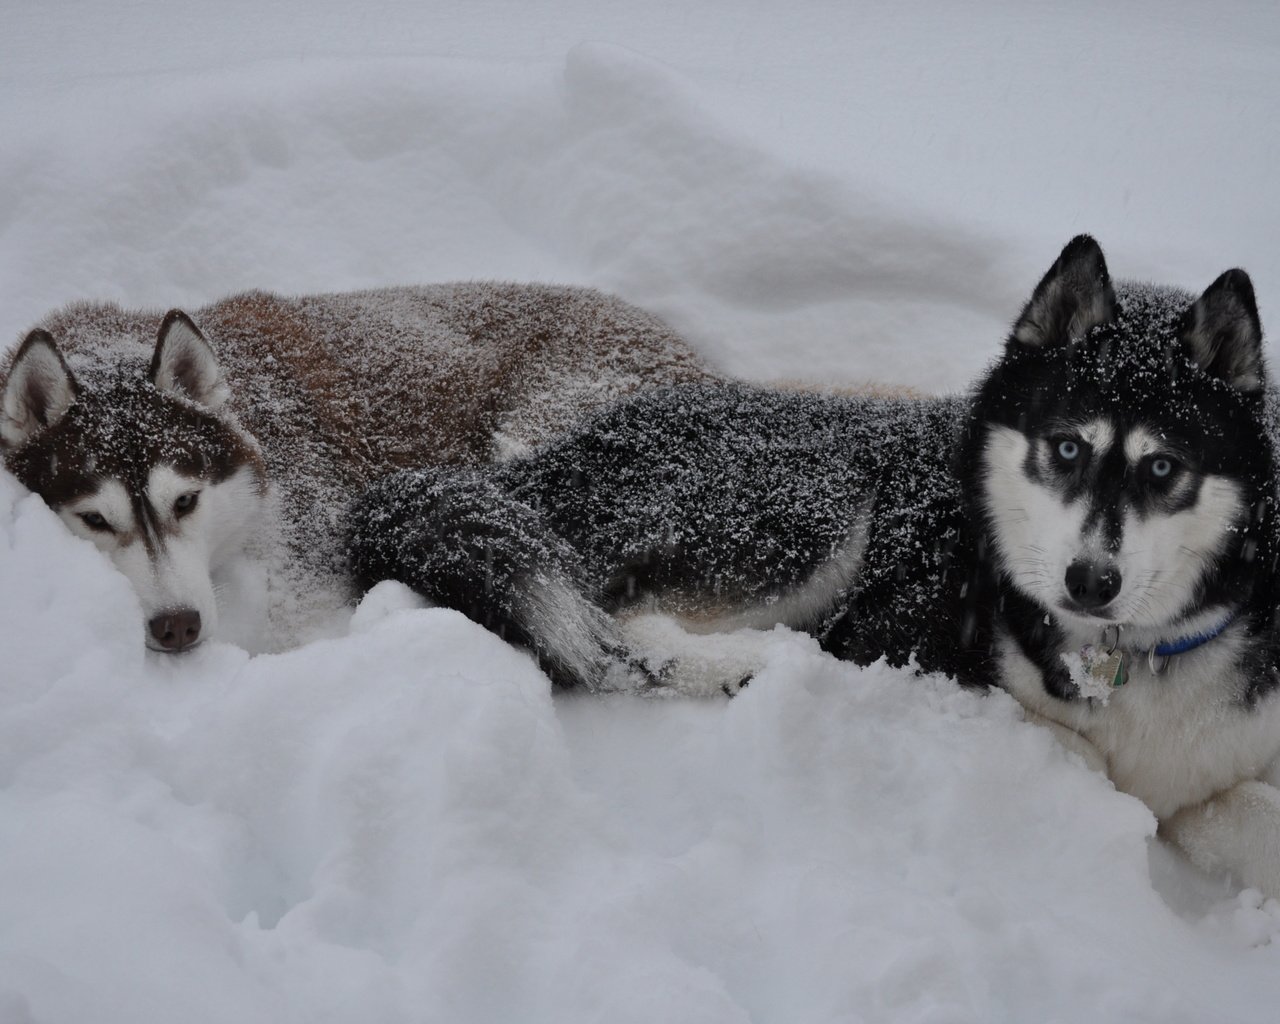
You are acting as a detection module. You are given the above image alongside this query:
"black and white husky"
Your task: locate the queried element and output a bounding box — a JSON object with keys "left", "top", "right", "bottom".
{"left": 0, "top": 285, "right": 709, "bottom": 651}
{"left": 349, "top": 237, "right": 1280, "bottom": 896}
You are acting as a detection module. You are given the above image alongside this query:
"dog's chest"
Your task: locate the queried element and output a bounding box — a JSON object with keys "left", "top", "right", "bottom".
{"left": 998, "top": 633, "right": 1280, "bottom": 817}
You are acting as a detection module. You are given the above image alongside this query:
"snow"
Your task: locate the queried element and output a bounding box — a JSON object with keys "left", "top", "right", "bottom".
{"left": 5, "top": 2, "right": 1280, "bottom": 1020}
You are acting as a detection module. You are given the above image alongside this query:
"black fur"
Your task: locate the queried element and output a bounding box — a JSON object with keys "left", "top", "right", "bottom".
{"left": 348, "top": 385, "right": 989, "bottom": 687}
{"left": 347, "top": 238, "right": 1280, "bottom": 703}
{"left": 348, "top": 467, "right": 604, "bottom": 687}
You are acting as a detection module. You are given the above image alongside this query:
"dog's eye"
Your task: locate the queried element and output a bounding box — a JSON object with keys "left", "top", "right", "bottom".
{"left": 173, "top": 492, "right": 200, "bottom": 517}
{"left": 1149, "top": 457, "right": 1177, "bottom": 480}
{"left": 79, "top": 511, "right": 113, "bottom": 533}
{"left": 1055, "top": 439, "right": 1082, "bottom": 462}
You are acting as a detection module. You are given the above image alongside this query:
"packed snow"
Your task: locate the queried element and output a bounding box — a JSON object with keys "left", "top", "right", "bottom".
{"left": 5, "top": 2, "right": 1280, "bottom": 1021}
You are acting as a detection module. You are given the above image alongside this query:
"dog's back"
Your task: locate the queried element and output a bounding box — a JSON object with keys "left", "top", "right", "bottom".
{"left": 35, "top": 284, "right": 710, "bottom": 549}
{"left": 9, "top": 283, "right": 711, "bottom": 647}
{"left": 348, "top": 381, "right": 976, "bottom": 686}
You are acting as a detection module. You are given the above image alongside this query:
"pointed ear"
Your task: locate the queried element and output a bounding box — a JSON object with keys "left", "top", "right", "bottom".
{"left": 1, "top": 329, "right": 80, "bottom": 448}
{"left": 149, "top": 310, "right": 229, "bottom": 409}
{"left": 1178, "top": 269, "right": 1265, "bottom": 394}
{"left": 1011, "top": 235, "right": 1117, "bottom": 349}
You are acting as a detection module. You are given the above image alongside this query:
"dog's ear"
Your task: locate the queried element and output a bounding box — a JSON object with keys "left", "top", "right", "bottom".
{"left": 150, "top": 310, "right": 229, "bottom": 410}
{"left": 1178, "top": 269, "right": 1265, "bottom": 394}
{"left": 1011, "top": 235, "right": 1116, "bottom": 350}
{"left": 1, "top": 329, "right": 80, "bottom": 448}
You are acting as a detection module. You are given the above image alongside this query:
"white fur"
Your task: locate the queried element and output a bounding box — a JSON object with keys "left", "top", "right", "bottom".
{"left": 1027, "top": 675, "right": 1280, "bottom": 896}
{"left": 981, "top": 424, "right": 1244, "bottom": 633}
{"left": 1077, "top": 418, "right": 1115, "bottom": 455}
{"left": 998, "top": 626, "right": 1280, "bottom": 818}
{"left": 981, "top": 426, "right": 1091, "bottom": 608}
{"left": 1122, "top": 425, "right": 1164, "bottom": 464}
{"left": 516, "top": 575, "right": 620, "bottom": 690}
{"left": 1108, "top": 476, "right": 1243, "bottom": 629}
{"left": 1162, "top": 780, "right": 1280, "bottom": 897}
{"left": 58, "top": 464, "right": 266, "bottom": 649}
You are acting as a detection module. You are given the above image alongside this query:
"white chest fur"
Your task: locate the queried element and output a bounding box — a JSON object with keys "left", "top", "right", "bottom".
{"left": 997, "top": 628, "right": 1280, "bottom": 818}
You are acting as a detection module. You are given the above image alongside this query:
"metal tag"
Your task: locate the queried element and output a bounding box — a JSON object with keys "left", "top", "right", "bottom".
{"left": 1082, "top": 644, "right": 1127, "bottom": 689}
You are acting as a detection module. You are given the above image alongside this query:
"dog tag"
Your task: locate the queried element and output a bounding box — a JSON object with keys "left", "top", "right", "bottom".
{"left": 1085, "top": 645, "right": 1127, "bottom": 688}
{"left": 1081, "top": 643, "right": 1127, "bottom": 689}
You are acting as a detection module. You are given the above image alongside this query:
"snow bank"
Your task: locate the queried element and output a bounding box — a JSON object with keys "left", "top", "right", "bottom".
{"left": 5, "top": 469, "right": 1280, "bottom": 1022}
{"left": 6, "top": 2, "right": 1280, "bottom": 1019}
{"left": 0, "top": 41, "right": 1019, "bottom": 394}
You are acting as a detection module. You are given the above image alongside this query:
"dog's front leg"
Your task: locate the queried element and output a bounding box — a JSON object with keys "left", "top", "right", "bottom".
{"left": 1160, "top": 780, "right": 1280, "bottom": 898}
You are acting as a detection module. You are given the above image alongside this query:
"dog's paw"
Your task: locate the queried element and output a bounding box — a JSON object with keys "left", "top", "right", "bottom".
{"left": 722, "top": 673, "right": 754, "bottom": 697}
{"left": 614, "top": 614, "right": 766, "bottom": 698}
{"left": 650, "top": 657, "right": 756, "bottom": 699}
{"left": 630, "top": 652, "right": 676, "bottom": 690}
{"left": 1163, "top": 780, "right": 1280, "bottom": 900}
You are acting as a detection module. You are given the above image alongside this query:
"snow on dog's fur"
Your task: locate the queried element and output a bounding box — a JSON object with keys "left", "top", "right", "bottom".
{"left": 350, "top": 237, "right": 1280, "bottom": 896}
{"left": 0, "top": 285, "right": 710, "bottom": 650}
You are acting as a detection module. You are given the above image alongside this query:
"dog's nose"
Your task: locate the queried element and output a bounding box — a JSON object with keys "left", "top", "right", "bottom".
{"left": 1064, "top": 561, "right": 1122, "bottom": 610}
{"left": 148, "top": 609, "right": 202, "bottom": 652}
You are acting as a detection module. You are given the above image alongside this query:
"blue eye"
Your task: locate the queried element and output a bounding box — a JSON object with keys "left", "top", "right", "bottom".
{"left": 79, "top": 511, "right": 113, "bottom": 532}
{"left": 1151, "top": 457, "right": 1174, "bottom": 479}
{"left": 1057, "top": 439, "right": 1080, "bottom": 461}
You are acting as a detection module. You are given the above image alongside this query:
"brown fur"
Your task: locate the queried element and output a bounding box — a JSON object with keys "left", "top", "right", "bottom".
{"left": 33, "top": 284, "right": 711, "bottom": 481}
{"left": 8, "top": 283, "right": 713, "bottom": 633}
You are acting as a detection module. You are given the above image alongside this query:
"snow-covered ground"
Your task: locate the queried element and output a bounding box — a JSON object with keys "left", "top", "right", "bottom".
{"left": 5, "top": 2, "right": 1280, "bottom": 1020}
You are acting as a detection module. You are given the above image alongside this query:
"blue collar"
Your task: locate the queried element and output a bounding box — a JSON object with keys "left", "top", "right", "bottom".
{"left": 1151, "top": 612, "right": 1237, "bottom": 658}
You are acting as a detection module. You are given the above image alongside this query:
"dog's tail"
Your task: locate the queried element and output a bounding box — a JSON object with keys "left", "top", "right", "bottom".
{"left": 347, "top": 467, "right": 622, "bottom": 689}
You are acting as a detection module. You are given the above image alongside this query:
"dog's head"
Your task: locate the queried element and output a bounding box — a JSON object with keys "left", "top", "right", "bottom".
{"left": 1, "top": 312, "right": 266, "bottom": 652}
{"left": 969, "top": 235, "right": 1273, "bottom": 639}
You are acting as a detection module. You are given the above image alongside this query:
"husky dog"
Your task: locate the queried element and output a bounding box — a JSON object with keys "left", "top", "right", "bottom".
{"left": 349, "top": 237, "right": 1280, "bottom": 895}
{"left": 0, "top": 285, "right": 709, "bottom": 651}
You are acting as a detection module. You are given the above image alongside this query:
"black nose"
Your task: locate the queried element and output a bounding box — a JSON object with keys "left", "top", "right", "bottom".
{"left": 148, "top": 609, "right": 202, "bottom": 652}
{"left": 1064, "top": 562, "right": 1122, "bottom": 610}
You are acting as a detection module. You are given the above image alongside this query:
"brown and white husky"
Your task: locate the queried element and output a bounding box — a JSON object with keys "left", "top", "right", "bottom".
{"left": 0, "top": 284, "right": 709, "bottom": 652}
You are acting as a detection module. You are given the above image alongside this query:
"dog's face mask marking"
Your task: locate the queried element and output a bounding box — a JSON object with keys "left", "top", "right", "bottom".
{"left": 1, "top": 313, "right": 265, "bottom": 651}
{"left": 982, "top": 419, "right": 1246, "bottom": 632}
{"left": 975, "top": 236, "right": 1270, "bottom": 635}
